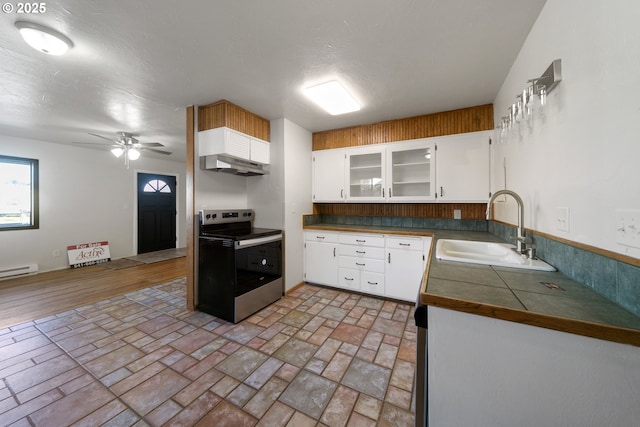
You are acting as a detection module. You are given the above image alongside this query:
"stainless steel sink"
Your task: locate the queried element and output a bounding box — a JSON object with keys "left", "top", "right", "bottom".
{"left": 435, "top": 239, "right": 556, "bottom": 271}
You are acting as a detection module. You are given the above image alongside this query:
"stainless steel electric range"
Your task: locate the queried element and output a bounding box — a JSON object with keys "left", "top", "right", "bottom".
{"left": 198, "top": 209, "right": 282, "bottom": 323}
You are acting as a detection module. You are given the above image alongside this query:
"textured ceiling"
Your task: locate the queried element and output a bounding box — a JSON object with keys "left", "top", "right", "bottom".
{"left": 0, "top": 0, "right": 546, "bottom": 161}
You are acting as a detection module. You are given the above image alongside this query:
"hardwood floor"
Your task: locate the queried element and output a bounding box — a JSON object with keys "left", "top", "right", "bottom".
{"left": 0, "top": 257, "right": 186, "bottom": 330}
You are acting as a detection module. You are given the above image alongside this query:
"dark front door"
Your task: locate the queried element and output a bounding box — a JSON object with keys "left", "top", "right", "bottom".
{"left": 137, "top": 173, "right": 177, "bottom": 254}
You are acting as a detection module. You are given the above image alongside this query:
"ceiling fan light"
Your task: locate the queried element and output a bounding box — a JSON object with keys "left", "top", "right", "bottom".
{"left": 15, "top": 21, "right": 73, "bottom": 56}
{"left": 127, "top": 148, "right": 140, "bottom": 161}
{"left": 111, "top": 147, "right": 124, "bottom": 157}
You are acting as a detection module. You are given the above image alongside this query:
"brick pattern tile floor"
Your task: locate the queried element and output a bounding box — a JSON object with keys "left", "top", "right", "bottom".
{"left": 0, "top": 278, "right": 417, "bottom": 426}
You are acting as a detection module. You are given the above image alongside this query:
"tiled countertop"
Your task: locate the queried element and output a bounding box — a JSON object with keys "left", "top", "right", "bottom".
{"left": 303, "top": 224, "right": 640, "bottom": 347}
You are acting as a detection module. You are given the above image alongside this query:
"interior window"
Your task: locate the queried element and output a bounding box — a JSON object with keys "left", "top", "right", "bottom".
{"left": 143, "top": 179, "right": 172, "bottom": 193}
{"left": 0, "top": 155, "right": 39, "bottom": 230}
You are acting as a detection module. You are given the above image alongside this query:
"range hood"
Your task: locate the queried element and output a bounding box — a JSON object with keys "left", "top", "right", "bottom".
{"left": 200, "top": 154, "right": 266, "bottom": 176}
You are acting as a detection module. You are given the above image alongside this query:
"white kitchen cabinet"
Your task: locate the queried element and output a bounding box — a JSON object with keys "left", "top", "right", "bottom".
{"left": 250, "top": 138, "right": 270, "bottom": 164}
{"left": 312, "top": 149, "right": 346, "bottom": 202}
{"left": 304, "top": 229, "right": 432, "bottom": 302}
{"left": 311, "top": 131, "right": 490, "bottom": 204}
{"left": 428, "top": 307, "right": 640, "bottom": 426}
{"left": 304, "top": 231, "right": 338, "bottom": 286}
{"left": 199, "top": 127, "right": 270, "bottom": 165}
{"left": 386, "top": 139, "right": 436, "bottom": 202}
{"left": 385, "top": 235, "right": 431, "bottom": 301}
{"left": 434, "top": 131, "right": 490, "bottom": 202}
{"left": 346, "top": 147, "right": 385, "bottom": 202}
{"left": 337, "top": 233, "right": 385, "bottom": 294}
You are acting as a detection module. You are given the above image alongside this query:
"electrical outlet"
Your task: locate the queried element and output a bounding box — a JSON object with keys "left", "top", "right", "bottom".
{"left": 556, "top": 207, "right": 570, "bottom": 232}
{"left": 616, "top": 209, "right": 640, "bottom": 248}
{"left": 453, "top": 209, "right": 461, "bottom": 220}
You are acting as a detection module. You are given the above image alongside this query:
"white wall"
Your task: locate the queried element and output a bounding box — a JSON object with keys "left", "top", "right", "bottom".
{"left": 0, "top": 135, "right": 187, "bottom": 272}
{"left": 429, "top": 307, "right": 640, "bottom": 427}
{"left": 247, "top": 119, "right": 285, "bottom": 229}
{"left": 282, "top": 119, "right": 313, "bottom": 290}
{"left": 491, "top": 0, "right": 640, "bottom": 260}
{"left": 247, "top": 118, "right": 313, "bottom": 291}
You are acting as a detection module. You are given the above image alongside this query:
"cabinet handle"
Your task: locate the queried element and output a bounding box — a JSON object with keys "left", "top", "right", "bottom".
{"left": 333, "top": 247, "right": 336, "bottom": 257}
{"left": 440, "top": 186, "right": 443, "bottom": 197}
{"left": 316, "top": 236, "right": 325, "bottom": 240}
{"left": 399, "top": 243, "right": 411, "bottom": 247}
{"left": 356, "top": 239, "right": 366, "bottom": 243}
{"left": 389, "top": 188, "right": 392, "bottom": 198}
{"left": 388, "top": 253, "right": 391, "bottom": 263}
{"left": 356, "top": 250, "right": 366, "bottom": 254}
{"left": 367, "top": 281, "right": 378, "bottom": 285}
{"left": 344, "top": 277, "right": 354, "bottom": 281}
{"left": 356, "top": 262, "right": 365, "bottom": 266}
{"left": 382, "top": 188, "right": 385, "bottom": 197}
{"left": 341, "top": 189, "right": 344, "bottom": 198}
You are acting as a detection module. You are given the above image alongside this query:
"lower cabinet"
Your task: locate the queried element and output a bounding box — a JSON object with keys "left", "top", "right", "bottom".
{"left": 385, "top": 235, "right": 432, "bottom": 301}
{"left": 337, "top": 233, "right": 386, "bottom": 295}
{"left": 304, "top": 230, "right": 431, "bottom": 302}
{"left": 304, "top": 231, "right": 338, "bottom": 286}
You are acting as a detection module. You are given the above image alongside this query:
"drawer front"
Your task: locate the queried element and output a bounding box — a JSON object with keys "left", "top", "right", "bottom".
{"left": 305, "top": 231, "right": 338, "bottom": 243}
{"left": 339, "top": 233, "right": 385, "bottom": 247}
{"left": 338, "top": 268, "right": 360, "bottom": 291}
{"left": 339, "top": 256, "right": 385, "bottom": 273}
{"left": 360, "top": 271, "right": 385, "bottom": 296}
{"left": 338, "top": 245, "right": 385, "bottom": 259}
{"left": 385, "top": 236, "right": 423, "bottom": 251}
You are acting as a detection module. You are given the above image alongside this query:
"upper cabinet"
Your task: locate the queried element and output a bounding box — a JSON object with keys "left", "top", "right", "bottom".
{"left": 387, "top": 139, "right": 436, "bottom": 201}
{"left": 312, "top": 149, "right": 346, "bottom": 202}
{"left": 434, "top": 131, "right": 491, "bottom": 202}
{"left": 199, "top": 127, "right": 270, "bottom": 165}
{"left": 346, "top": 147, "right": 386, "bottom": 202}
{"left": 197, "top": 100, "right": 270, "bottom": 164}
{"left": 311, "top": 131, "right": 490, "bottom": 203}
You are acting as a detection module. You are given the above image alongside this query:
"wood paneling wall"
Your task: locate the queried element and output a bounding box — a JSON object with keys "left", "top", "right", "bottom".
{"left": 312, "top": 104, "right": 494, "bottom": 219}
{"left": 313, "top": 203, "right": 488, "bottom": 220}
{"left": 198, "top": 100, "right": 270, "bottom": 141}
{"left": 312, "top": 104, "right": 493, "bottom": 150}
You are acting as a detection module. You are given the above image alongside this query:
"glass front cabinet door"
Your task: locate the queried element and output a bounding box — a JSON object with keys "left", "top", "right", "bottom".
{"left": 386, "top": 139, "right": 436, "bottom": 202}
{"left": 346, "top": 147, "right": 385, "bottom": 202}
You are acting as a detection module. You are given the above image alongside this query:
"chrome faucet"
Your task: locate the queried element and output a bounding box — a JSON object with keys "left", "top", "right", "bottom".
{"left": 486, "top": 189, "right": 530, "bottom": 255}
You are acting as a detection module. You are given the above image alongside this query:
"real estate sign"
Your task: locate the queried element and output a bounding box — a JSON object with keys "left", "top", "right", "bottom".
{"left": 67, "top": 241, "right": 111, "bottom": 268}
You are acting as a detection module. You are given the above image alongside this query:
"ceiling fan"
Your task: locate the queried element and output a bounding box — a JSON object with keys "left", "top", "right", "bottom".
{"left": 74, "top": 131, "right": 171, "bottom": 168}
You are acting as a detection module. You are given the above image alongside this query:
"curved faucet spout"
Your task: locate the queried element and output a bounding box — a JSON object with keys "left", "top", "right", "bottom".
{"left": 487, "top": 190, "right": 527, "bottom": 254}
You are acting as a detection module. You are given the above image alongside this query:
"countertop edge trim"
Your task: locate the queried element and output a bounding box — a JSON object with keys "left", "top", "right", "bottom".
{"left": 423, "top": 293, "right": 640, "bottom": 348}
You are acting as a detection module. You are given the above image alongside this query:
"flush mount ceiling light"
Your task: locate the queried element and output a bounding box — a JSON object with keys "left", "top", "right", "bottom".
{"left": 303, "top": 80, "right": 361, "bottom": 115}
{"left": 15, "top": 21, "right": 73, "bottom": 55}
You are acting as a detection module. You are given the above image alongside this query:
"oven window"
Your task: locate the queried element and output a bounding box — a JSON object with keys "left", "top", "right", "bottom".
{"left": 235, "top": 240, "right": 282, "bottom": 296}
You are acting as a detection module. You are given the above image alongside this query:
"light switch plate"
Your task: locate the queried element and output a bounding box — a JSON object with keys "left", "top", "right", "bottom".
{"left": 616, "top": 209, "right": 640, "bottom": 248}
{"left": 453, "top": 209, "right": 461, "bottom": 220}
{"left": 556, "top": 207, "right": 570, "bottom": 232}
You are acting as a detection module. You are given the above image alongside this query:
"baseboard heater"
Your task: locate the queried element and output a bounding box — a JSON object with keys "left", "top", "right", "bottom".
{"left": 0, "top": 263, "right": 38, "bottom": 280}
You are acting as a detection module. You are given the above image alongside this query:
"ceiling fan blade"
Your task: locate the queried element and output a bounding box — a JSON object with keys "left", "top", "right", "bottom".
{"left": 72, "top": 141, "right": 115, "bottom": 146}
{"left": 137, "top": 142, "right": 164, "bottom": 148}
{"left": 142, "top": 147, "right": 172, "bottom": 155}
{"left": 88, "top": 132, "right": 116, "bottom": 142}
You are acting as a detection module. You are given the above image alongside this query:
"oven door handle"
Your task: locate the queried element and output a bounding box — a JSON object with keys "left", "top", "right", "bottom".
{"left": 234, "top": 234, "right": 283, "bottom": 249}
